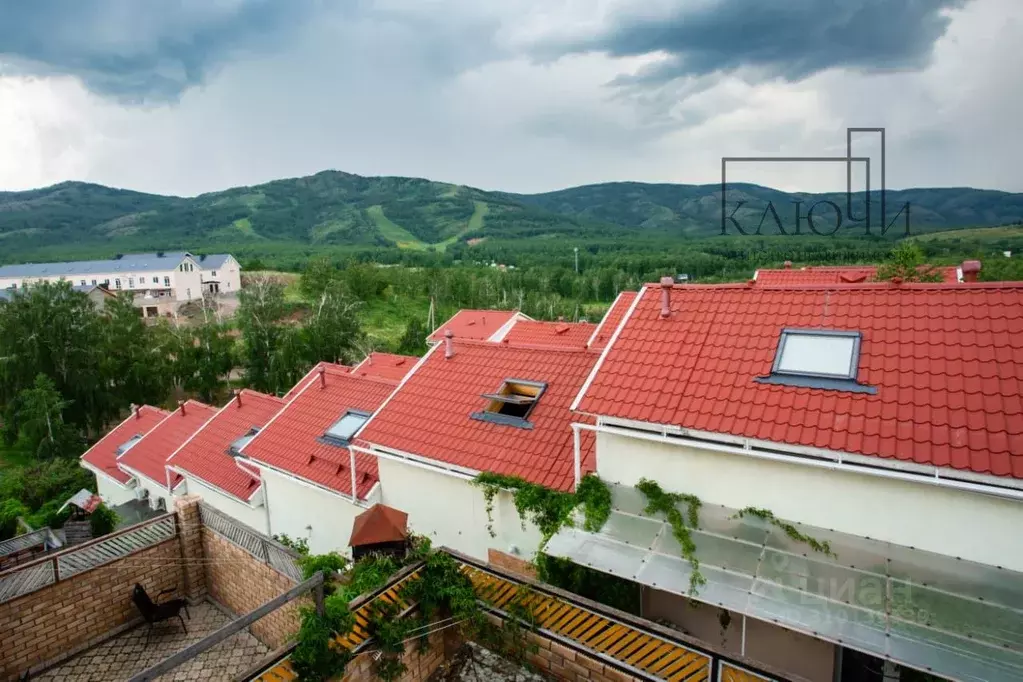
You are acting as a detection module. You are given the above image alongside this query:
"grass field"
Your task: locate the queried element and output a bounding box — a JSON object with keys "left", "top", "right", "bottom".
{"left": 368, "top": 205, "right": 430, "bottom": 251}
{"left": 914, "top": 225, "right": 1023, "bottom": 241}
{"left": 369, "top": 201, "right": 489, "bottom": 252}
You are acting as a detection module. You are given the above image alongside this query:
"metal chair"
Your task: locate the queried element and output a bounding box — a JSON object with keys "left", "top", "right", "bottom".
{"left": 131, "top": 583, "right": 190, "bottom": 645}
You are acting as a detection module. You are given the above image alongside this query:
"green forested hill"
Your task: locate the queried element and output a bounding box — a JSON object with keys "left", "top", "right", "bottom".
{"left": 1, "top": 170, "right": 1021, "bottom": 263}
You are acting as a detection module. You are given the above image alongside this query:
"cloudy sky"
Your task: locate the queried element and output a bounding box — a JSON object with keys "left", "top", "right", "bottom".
{"left": 0, "top": 0, "right": 1019, "bottom": 197}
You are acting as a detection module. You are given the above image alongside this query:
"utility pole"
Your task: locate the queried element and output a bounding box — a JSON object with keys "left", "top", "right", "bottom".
{"left": 574, "top": 247, "right": 579, "bottom": 273}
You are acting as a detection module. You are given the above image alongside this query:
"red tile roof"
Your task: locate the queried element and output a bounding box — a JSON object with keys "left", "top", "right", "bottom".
{"left": 241, "top": 367, "right": 397, "bottom": 499}
{"left": 283, "top": 362, "right": 351, "bottom": 402}
{"left": 588, "top": 292, "right": 638, "bottom": 351}
{"left": 351, "top": 353, "right": 418, "bottom": 382}
{"left": 350, "top": 504, "right": 408, "bottom": 547}
{"left": 167, "top": 390, "right": 284, "bottom": 501}
{"left": 117, "top": 400, "right": 218, "bottom": 488}
{"left": 357, "top": 341, "right": 598, "bottom": 491}
{"left": 81, "top": 406, "right": 168, "bottom": 484}
{"left": 575, "top": 281, "right": 1023, "bottom": 480}
{"left": 502, "top": 320, "right": 595, "bottom": 349}
{"left": 427, "top": 309, "right": 523, "bottom": 342}
{"left": 754, "top": 265, "right": 960, "bottom": 286}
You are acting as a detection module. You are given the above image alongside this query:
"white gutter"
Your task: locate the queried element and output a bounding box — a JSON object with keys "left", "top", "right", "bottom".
{"left": 572, "top": 423, "right": 582, "bottom": 490}
{"left": 245, "top": 459, "right": 373, "bottom": 508}
{"left": 167, "top": 466, "right": 264, "bottom": 509}
{"left": 80, "top": 460, "right": 136, "bottom": 490}
{"left": 577, "top": 421, "right": 1023, "bottom": 502}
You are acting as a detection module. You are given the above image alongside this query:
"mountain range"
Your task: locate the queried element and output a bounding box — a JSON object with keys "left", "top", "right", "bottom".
{"left": 1, "top": 171, "right": 1021, "bottom": 261}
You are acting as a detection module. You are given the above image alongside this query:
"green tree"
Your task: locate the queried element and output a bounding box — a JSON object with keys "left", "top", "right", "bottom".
{"left": 395, "top": 318, "right": 427, "bottom": 356}
{"left": 101, "top": 294, "right": 175, "bottom": 410}
{"left": 0, "top": 499, "right": 29, "bottom": 540}
{"left": 4, "top": 374, "right": 81, "bottom": 459}
{"left": 89, "top": 504, "right": 119, "bottom": 537}
{"left": 178, "top": 321, "right": 236, "bottom": 403}
{"left": 299, "top": 257, "right": 339, "bottom": 301}
{"left": 875, "top": 242, "right": 943, "bottom": 283}
{"left": 300, "top": 285, "right": 364, "bottom": 366}
{"left": 237, "top": 276, "right": 293, "bottom": 394}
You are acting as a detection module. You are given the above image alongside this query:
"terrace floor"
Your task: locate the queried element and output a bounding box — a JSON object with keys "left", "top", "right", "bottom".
{"left": 34, "top": 601, "right": 268, "bottom": 682}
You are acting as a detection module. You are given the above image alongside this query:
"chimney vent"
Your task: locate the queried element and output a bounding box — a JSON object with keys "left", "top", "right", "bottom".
{"left": 659, "top": 277, "right": 674, "bottom": 318}
{"left": 235, "top": 390, "right": 242, "bottom": 407}
{"left": 178, "top": 401, "right": 186, "bottom": 416}
{"left": 318, "top": 366, "right": 326, "bottom": 388}
{"left": 783, "top": 261, "right": 792, "bottom": 269}
{"left": 961, "top": 260, "right": 982, "bottom": 283}
{"left": 445, "top": 329, "right": 455, "bottom": 359}
{"left": 131, "top": 404, "right": 140, "bottom": 420}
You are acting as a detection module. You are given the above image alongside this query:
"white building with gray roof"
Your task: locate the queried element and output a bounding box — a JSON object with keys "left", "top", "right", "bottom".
{"left": 0, "top": 251, "right": 240, "bottom": 303}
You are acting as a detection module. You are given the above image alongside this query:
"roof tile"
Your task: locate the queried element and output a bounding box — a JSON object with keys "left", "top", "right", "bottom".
{"left": 117, "top": 401, "right": 218, "bottom": 488}
{"left": 80, "top": 406, "right": 168, "bottom": 484}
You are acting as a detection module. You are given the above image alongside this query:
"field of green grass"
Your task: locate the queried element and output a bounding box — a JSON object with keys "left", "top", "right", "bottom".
{"left": 368, "top": 205, "right": 430, "bottom": 251}
{"left": 914, "top": 225, "right": 1023, "bottom": 241}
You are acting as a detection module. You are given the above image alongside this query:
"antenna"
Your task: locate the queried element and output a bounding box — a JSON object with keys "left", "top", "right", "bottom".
{"left": 427, "top": 297, "right": 436, "bottom": 332}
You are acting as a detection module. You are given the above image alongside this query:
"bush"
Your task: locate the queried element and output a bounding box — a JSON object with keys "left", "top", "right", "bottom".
{"left": 0, "top": 498, "right": 29, "bottom": 540}
{"left": 89, "top": 503, "right": 119, "bottom": 537}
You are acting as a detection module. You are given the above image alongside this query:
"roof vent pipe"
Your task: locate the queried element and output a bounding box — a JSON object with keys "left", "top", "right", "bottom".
{"left": 445, "top": 329, "right": 455, "bottom": 359}
{"left": 131, "top": 403, "right": 140, "bottom": 420}
{"left": 659, "top": 277, "right": 674, "bottom": 318}
{"left": 961, "top": 259, "right": 982, "bottom": 283}
{"left": 318, "top": 366, "right": 326, "bottom": 388}
{"left": 235, "top": 389, "right": 242, "bottom": 407}
{"left": 783, "top": 260, "right": 792, "bottom": 269}
{"left": 178, "top": 401, "right": 186, "bottom": 416}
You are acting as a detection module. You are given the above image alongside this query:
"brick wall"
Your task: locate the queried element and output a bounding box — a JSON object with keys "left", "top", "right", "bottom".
{"left": 488, "top": 548, "right": 537, "bottom": 579}
{"left": 340, "top": 627, "right": 452, "bottom": 682}
{"left": 200, "top": 527, "right": 302, "bottom": 649}
{"left": 174, "top": 495, "right": 207, "bottom": 602}
{"left": 0, "top": 538, "right": 183, "bottom": 681}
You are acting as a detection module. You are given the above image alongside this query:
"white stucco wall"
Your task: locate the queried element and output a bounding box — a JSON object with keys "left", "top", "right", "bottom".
{"left": 260, "top": 467, "right": 365, "bottom": 555}
{"left": 182, "top": 475, "right": 268, "bottom": 534}
{"left": 94, "top": 474, "right": 137, "bottom": 507}
{"left": 127, "top": 470, "right": 175, "bottom": 513}
{"left": 376, "top": 457, "right": 543, "bottom": 563}
{"left": 595, "top": 429, "right": 1023, "bottom": 572}
{"left": 202, "top": 256, "right": 241, "bottom": 293}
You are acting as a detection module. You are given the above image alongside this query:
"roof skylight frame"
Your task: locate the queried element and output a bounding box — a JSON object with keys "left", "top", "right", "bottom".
{"left": 472, "top": 378, "right": 547, "bottom": 429}
{"left": 772, "top": 328, "right": 861, "bottom": 380}
{"left": 228, "top": 426, "right": 262, "bottom": 456}
{"left": 757, "top": 328, "right": 876, "bottom": 394}
{"left": 321, "top": 409, "right": 372, "bottom": 447}
{"left": 116, "top": 434, "right": 144, "bottom": 456}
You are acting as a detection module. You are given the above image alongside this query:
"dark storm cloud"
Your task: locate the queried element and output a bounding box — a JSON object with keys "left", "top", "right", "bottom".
{"left": 0, "top": 0, "right": 320, "bottom": 100}
{"left": 559, "top": 0, "right": 970, "bottom": 85}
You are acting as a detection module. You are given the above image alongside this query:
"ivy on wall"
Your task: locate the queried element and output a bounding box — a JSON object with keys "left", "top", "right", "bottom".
{"left": 472, "top": 472, "right": 612, "bottom": 540}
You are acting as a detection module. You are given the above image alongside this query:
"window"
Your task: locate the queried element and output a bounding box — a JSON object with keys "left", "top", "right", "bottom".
{"left": 164, "top": 276, "right": 170, "bottom": 287}
{"left": 102, "top": 279, "right": 109, "bottom": 286}
{"left": 128, "top": 277, "right": 135, "bottom": 288}
{"left": 116, "top": 434, "right": 143, "bottom": 456}
{"left": 91, "top": 279, "right": 97, "bottom": 285}
{"left": 211, "top": 270, "right": 217, "bottom": 277}
{"left": 757, "top": 329, "right": 874, "bottom": 393}
{"left": 152, "top": 276, "right": 159, "bottom": 284}
{"left": 322, "top": 411, "right": 371, "bottom": 445}
{"left": 229, "top": 427, "right": 261, "bottom": 456}
{"left": 115, "top": 279, "right": 122, "bottom": 289}
{"left": 472, "top": 379, "right": 547, "bottom": 428}
{"left": 80, "top": 280, "right": 86, "bottom": 286}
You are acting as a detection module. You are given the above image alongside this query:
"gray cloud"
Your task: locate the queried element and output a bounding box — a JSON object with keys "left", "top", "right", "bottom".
{"left": 556, "top": 0, "right": 970, "bottom": 85}
{"left": 0, "top": 0, "right": 320, "bottom": 100}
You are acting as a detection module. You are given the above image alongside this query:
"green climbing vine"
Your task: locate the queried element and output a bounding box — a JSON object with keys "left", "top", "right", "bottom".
{"left": 291, "top": 537, "right": 537, "bottom": 682}
{"left": 733, "top": 507, "right": 837, "bottom": 558}
{"left": 635, "top": 478, "right": 706, "bottom": 595}
{"left": 472, "top": 472, "right": 612, "bottom": 541}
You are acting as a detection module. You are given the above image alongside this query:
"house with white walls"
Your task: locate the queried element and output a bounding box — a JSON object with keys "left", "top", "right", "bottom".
{"left": 237, "top": 364, "right": 402, "bottom": 554}
{"left": 0, "top": 252, "right": 208, "bottom": 302}
{"left": 115, "top": 400, "right": 218, "bottom": 512}
{"left": 194, "top": 253, "right": 242, "bottom": 295}
{"left": 165, "top": 390, "right": 284, "bottom": 534}
{"left": 354, "top": 333, "right": 599, "bottom": 567}
{"left": 553, "top": 277, "right": 1023, "bottom": 682}
{"left": 79, "top": 405, "right": 169, "bottom": 506}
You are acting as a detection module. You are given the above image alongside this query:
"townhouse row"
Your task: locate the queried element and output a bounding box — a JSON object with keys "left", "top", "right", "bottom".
{"left": 79, "top": 262, "right": 1022, "bottom": 682}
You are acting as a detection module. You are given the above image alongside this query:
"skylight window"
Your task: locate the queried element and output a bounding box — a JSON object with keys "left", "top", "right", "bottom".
{"left": 757, "top": 328, "right": 875, "bottom": 393}
{"left": 228, "top": 427, "right": 261, "bottom": 456}
{"left": 116, "top": 434, "right": 144, "bottom": 456}
{"left": 322, "top": 410, "right": 370, "bottom": 445}
{"left": 472, "top": 379, "right": 547, "bottom": 428}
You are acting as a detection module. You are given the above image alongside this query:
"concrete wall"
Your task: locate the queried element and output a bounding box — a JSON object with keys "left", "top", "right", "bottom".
{"left": 641, "top": 588, "right": 835, "bottom": 682}
{"left": 94, "top": 474, "right": 137, "bottom": 507}
{"left": 376, "top": 457, "right": 543, "bottom": 564}
{"left": 0, "top": 537, "right": 183, "bottom": 681}
{"left": 261, "top": 467, "right": 365, "bottom": 555}
{"left": 182, "top": 476, "right": 268, "bottom": 534}
{"left": 595, "top": 429, "right": 1023, "bottom": 572}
